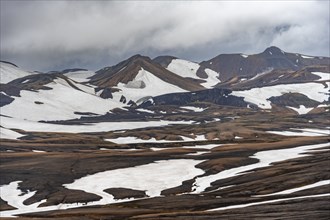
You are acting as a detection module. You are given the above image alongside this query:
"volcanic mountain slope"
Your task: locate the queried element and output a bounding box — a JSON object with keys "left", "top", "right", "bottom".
{"left": 90, "top": 55, "right": 203, "bottom": 90}
{"left": 153, "top": 56, "right": 221, "bottom": 88}
{"left": 199, "top": 46, "right": 330, "bottom": 81}
{"left": 0, "top": 66, "right": 124, "bottom": 121}
{"left": 0, "top": 47, "right": 329, "bottom": 219}
{"left": 216, "top": 65, "right": 330, "bottom": 90}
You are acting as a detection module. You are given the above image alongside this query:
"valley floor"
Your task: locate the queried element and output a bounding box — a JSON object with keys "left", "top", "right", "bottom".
{"left": 0, "top": 107, "right": 329, "bottom": 219}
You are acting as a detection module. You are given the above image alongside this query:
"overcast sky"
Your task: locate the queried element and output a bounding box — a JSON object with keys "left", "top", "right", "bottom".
{"left": 1, "top": 0, "right": 329, "bottom": 72}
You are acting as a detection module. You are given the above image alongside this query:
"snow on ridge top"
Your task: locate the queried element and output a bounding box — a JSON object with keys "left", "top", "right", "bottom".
{"left": 0, "top": 62, "right": 35, "bottom": 84}
{"left": 167, "top": 59, "right": 200, "bottom": 79}
{"left": 166, "top": 59, "right": 220, "bottom": 88}
{"left": 301, "top": 55, "right": 314, "bottom": 59}
{"left": 64, "top": 70, "right": 95, "bottom": 83}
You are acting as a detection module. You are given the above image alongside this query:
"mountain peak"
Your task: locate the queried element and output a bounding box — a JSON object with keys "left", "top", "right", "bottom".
{"left": 127, "top": 54, "right": 151, "bottom": 62}
{"left": 1, "top": 60, "right": 19, "bottom": 68}
{"left": 262, "top": 46, "right": 285, "bottom": 56}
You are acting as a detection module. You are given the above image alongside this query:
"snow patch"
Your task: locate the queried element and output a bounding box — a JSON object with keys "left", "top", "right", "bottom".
{"left": 0, "top": 181, "right": 46, "bottom": 216}
{"left": 113, "top": 68, "right": 187, "bottom": 103}
{"left": 208, "top": 193, "right": 330, "bottom": 211}
{"left": 1, "top": 116, "right": 194, "bottom": 133}
{"left": 311, "top": 72, "right": 330, "bottom": 81}
{"left": 192, "top": 143, "right": 329, "bottom": 193}
{"left": 267, "top": 128, "right": 329, "bottom": 136}
{"left": 233, "top": 82, "right": 329, "bottom": 109}
{"left": 64, "top": 159, "right": 204, "bottom": 199}
{"left": 136, "top": 109, "right": 155, "bottom": 114}
{"left": 167, "top": 59, "right": 200, "bottom": 78}
{"left": 1, "top": 78, "right": 124, "bottom": 121}
{"left": 255, "top": 180, "right": 330, "bottom": 197}
{"left": 201, "top": 68, "right": 221, "bottom": 88}
{"left": 0, "top": 63, "right": 35, "bottom": 84}
{"left": 0, "top": 127, "right": 24, "bottom": 140}
{"left": 301, "top": 55, "right": 314, "bottom": 59}
{"left": 288, "top": 105, "right": 313, "bottom": 115}
{"left": 64, "top": 70, "right": 95, "bottom": 83}
{"left": 180, "top": 106, "right": 206, "bottom": 112}
{"left": 105, "top": 134, "right": 208, "bottom": 144}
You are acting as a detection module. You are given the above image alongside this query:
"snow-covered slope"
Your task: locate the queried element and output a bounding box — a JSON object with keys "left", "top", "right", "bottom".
{"left": 112, "top": 68, "right": 188, "bottom": 104}
{"left": 1, "top": 78, "right": 124, "bottom": 121}
{"left": 0, "top": 62, "right": 35, "bottom": 84}
{"left": 166, "top": 59, "right": 221, "bottom": 88}
{"left": 233, "top": 82, "right": 329, "bottom": 109}
{"left": 64, "top": 70, "right": 95, "bottom": 83}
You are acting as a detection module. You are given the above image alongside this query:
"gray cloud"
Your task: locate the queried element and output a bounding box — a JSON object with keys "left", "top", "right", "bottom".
{"left": 1, "top": 0, "right": 329, "bottom": 71}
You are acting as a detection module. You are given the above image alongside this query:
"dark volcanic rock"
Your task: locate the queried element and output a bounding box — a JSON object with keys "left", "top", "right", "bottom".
{"left": 104, "top": 188, "right": 147, "bottom": 200}
{"left": 153, "top": 55, "right": 177, "bottom": 68}
{"left": 99, "top": 87, "right": 113, "bottom": 99}
{"left": 268, "top": 93, "right": 320, "bottom": 108}
{"left": 0, "top": 198, "right": 15, "bottom": 211}
{"left": 0, "top": 93, "right": 14, "bottom": 107}
{"left": 0, "top": 60, "right": 19, "bottom": 67}
{"left": 120, "top": 95, "right": 127, "bottom": 104}
{"left": 139, "top": 88, "right": 251, "bottom": 108}
{"left": 200, "top": 46, "right": 330, "bottom": 81}
{"left": 61, "top": 68, "right": 88, "bottom": 74}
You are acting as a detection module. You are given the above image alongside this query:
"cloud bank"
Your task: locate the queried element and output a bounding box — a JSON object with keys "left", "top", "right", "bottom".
{"left": 1, "top": 1, "right": 329, "bottom": 71}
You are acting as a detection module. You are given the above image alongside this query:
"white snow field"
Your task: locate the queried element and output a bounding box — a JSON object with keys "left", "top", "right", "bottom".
{"left": 166, "top": 59, "right": 220, "bottom": 88}
{"left": 112, "top": 68, "right": 187, "bottom": 104}
{"left": 0, "top": 159, "right": 204, "bottom": 217}
{"left": 0, "top": 127, "right": 24, "bottom": 140}
{"left": 180, "top": 106, "right": 207, "bottom": 112}
{"left": 1, "top": 143, "right": 328, "bottom": 217}
{"left": 311, "top": 72, "right": 330, "bottom": 81}
{"left": 267, "top": 128, "right": 329, "bottom": 137}
{"left": 0, "top": 116, "right": 194, "bottom": 133}
{"left": 192, "top": 143, "right": 330, "bottom": 193}
{"left": 288, "top": 105, "right": 314, "bottom": 115}
{"left": 0, "top": 62, "right": 35, "bottom": 84}
{"left": 1, "top": 78, "right": 124, "bottom": 121}
{"left": 208, "top": 193, "right": 330, "bottom": 212}
{"left": 105, "top": 134, "right": 208, "bottom": 144}
{"left": 232, "top": 82, "right": 330, "bottom": 109}
{"left": 64, "top": 70, "right": 95, "bottom": 82}
{"left": 150, "top": 143, "right": 222, "bottom": 152}
{"left": 254, "top": 179, "right": 330, "bottom": 197}
{"left": 64, "top": 159, "right": 204, "bottom": 199}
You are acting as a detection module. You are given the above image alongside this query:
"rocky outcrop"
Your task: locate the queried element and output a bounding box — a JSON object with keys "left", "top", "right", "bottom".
{"left": 139, "top": 88, "right": 251, "bottom": 108}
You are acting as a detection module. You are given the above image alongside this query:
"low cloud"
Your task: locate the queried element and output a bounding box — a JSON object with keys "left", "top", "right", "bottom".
{"left": 1, "top": 1, "right": 329, "bottom": 71}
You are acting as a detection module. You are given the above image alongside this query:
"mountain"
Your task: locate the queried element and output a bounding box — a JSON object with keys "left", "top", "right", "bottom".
{"left": 155, "top": 57, "right": 222, "bottom": 89}
{"left": 199, "top": 46, "right": 330, "bottom": 81}
{"left": 0, "top": 71, "right": 123, "bottom": 121}
{"left": 0, "top": 47, "right": 329, "bottom": 119}
{"left": 0, "top": 47, "right": 329, "bottom": 219}
{"left": 90, "top": 55, "right": 203, "bottom": 90}
{"left": 88, "top": 55, "right": 204, "bottom": 105}
{"left": 0, "top": 61, "right": 36, "bottom": 84}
